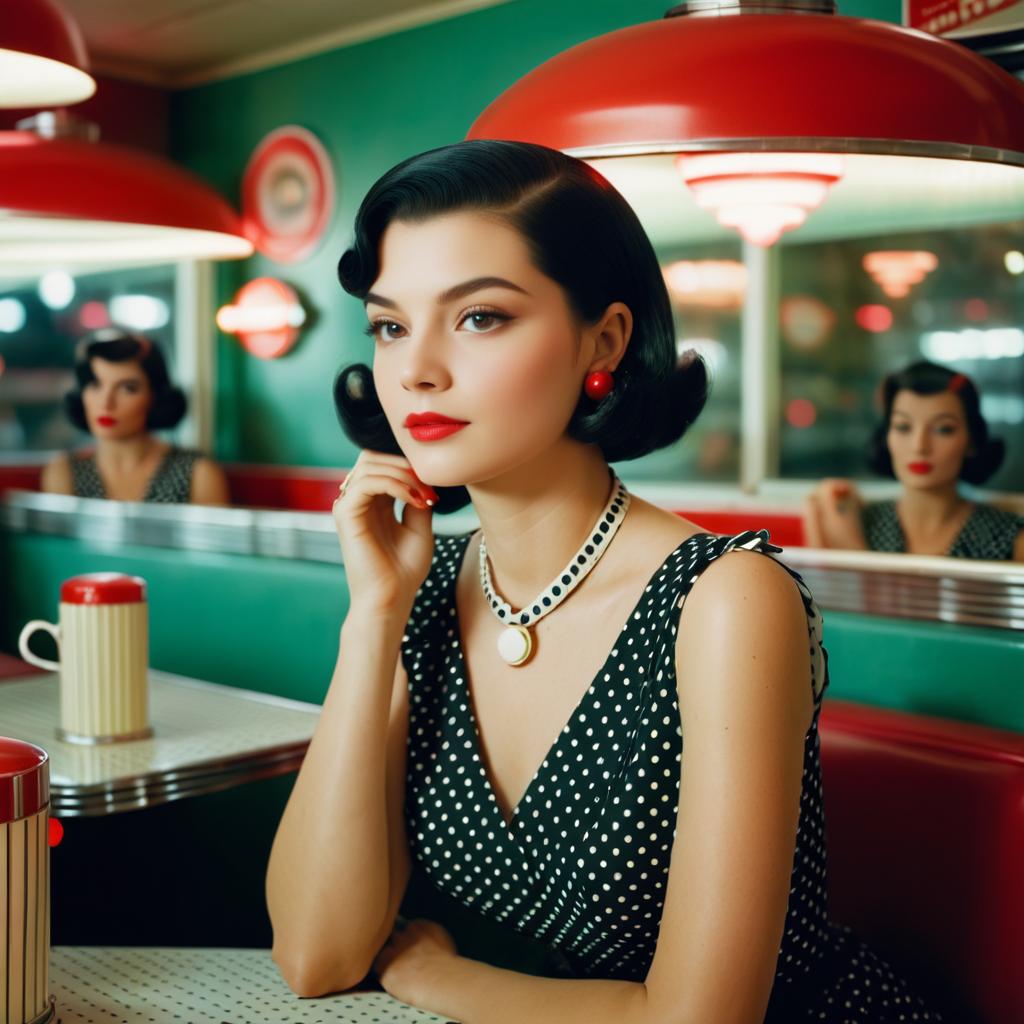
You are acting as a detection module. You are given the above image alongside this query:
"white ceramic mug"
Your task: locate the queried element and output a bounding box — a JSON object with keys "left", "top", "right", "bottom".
{"left": 18, "top": 573, "right": 153, "bottom": 745}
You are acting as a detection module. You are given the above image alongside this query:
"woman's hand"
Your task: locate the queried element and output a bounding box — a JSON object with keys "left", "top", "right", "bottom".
{"left": 333, "top": 450, "right": 439, "bottom": 615}
{"left": 803, "top": 478, "right": 868, "bottom": 550}
{"left": 372, "top": 917, "right": 459, "bottom": 1008}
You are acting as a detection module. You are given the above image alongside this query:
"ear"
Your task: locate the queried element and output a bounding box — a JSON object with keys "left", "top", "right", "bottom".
{"left": 583, "top": 301, "right": 633, "bottom": 373}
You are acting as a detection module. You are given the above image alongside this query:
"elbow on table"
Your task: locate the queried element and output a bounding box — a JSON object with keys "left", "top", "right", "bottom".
{"left": 272, "top": 942, "right": 374, "bottom": 998}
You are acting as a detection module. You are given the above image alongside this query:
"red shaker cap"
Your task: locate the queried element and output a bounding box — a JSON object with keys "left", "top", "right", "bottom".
{"left": 0, "top": 736, "right": 50, "bottom": 823}
{"left": 60, "top": 572, "right": 147, "bottom": 605}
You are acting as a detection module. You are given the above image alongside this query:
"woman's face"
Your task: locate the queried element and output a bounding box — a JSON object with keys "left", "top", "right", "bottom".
{"left": 366, "top": 211, "right": 612, "bottom": 488}
{"left": 81, "top": 357, "right": 153, "bottom": 440}
{"left": 886, "top": 388, "right": 972, "bottom": 491}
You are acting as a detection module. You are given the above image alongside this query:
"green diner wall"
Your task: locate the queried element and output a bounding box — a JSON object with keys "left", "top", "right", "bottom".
{"left": 3, "top": 531, "right": 1021, "bottom": 731}
{"left": 170, "top": 0, "right": 901, "bottom": 468}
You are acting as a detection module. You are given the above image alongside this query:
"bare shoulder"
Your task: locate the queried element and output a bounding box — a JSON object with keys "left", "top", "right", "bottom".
{"left": 41, "top": 451, "right": 74, "bottom": 494}
{"left": 675, "top": 542, "right": 813, "bottom": 728}
{"left": 190, "top": 456, "right": 231, "bottom": 506}
{"left": 621, "top": 495, "right": 707, "bottom": 553}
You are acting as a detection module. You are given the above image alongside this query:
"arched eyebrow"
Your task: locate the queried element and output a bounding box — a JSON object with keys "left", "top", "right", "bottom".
{"left": 364, "top": 276, "right": 529, "bottom": 309}
{"left": 891, "top": 408, "right": 962, "bottom": 424}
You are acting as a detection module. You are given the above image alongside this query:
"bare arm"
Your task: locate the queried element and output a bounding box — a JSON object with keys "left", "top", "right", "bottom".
{"left": 40, "top": 452, "right": 73, "bottom": 495}
{"left": 189, "top": 456, "right": 231, "bottom": 506}
{"left": 803, "top": 478, "right": 868, "bottom": 550}
{"left": 267, "top": 610, "right": 412, "bottom": 995}
{"left": 266, "top": 449, "right": 437, "bottom": 996}
{"left": 1013, "top": 528, "right": 1024, "bottom": 563}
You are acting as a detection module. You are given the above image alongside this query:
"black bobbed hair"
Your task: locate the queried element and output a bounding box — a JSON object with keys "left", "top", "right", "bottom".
{"left": 64, "top": 329, "right": 186, "bottom": 434}
{"left": 866, "top": 360, "right": 1004, "bottom": 485}
{"left": 333, "top": 139, "right": 708, "bottom": 513}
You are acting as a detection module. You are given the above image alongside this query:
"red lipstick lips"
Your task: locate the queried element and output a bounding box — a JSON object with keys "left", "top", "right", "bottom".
{"left": 404, "top": 411, "right": 469, "bottom": 442}
{"left": 908, "top": 461, "right": 933, "bottom": 474}
{"left": 96, "top": 416, "right": 118, "bottom": 427}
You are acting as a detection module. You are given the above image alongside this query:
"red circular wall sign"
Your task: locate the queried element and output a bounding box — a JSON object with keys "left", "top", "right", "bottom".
{"left": 242, "top": 126, "right": 335, "bottom": 264}
{"left": 216, "top": 277, "right": 306, "bottom": 360}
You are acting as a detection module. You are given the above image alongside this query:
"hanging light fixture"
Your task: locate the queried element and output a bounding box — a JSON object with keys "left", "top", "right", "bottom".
{"left": 467, "top": 0, "right": 1024, "bottom": 247}
{"left": 0, "top": 0, "right": 251, "bottom": 269}
{"left": 0, "top": 0, "right": 95, "bottom": 108}
{"left": 677, "top": 152, "right": 845, "bottom": 247}
{"left": 863, "top": 251, "right": 939, "bottom": 298}
{"left": 0, "top": 111, "right": 253, "bottom": 269}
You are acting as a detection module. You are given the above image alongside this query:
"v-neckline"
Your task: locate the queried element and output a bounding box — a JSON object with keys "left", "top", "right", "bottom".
{"left": 889, "top": 499, "right": 978, "bottom": 556}
{"left": 444, "top": 529, "right": 707, "bottom": 835}
{"left": 91, "top": 445, "right": 173, "bottom": 502}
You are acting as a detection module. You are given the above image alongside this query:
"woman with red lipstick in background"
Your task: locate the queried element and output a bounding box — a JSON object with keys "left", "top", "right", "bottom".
{"left": 41, "top": 329, "right": 229, "bottom": 505}
{"left": 805, "top": 361, "right": 1024, "bottom": 560}
{"left": 266, "top": 141, "right": 946, "bottom": 1022}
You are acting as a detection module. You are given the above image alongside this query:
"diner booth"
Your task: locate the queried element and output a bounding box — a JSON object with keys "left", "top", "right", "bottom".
{"left": 1, "top": 0, "right": 1022, "bottom": 1021}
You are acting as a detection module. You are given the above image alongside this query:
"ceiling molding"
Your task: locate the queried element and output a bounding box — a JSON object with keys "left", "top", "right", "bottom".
{"left": 88, "top": 0, "right": 512, "bottom": 90}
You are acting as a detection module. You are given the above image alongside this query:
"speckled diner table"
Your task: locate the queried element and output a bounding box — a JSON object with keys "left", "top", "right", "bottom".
{"left": 48, "top": 947, "right": 453, "bottom": 1024}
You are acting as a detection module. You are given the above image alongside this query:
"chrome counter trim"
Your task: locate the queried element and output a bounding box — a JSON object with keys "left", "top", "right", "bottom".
{"left": 50, "top": 752, "right": 307, "bottom": 816}
{"left": 3, "top": 489, "right": 1023, "bottom": 630}
{"left": 781, "top": 548, "right": 1024, "bottom": 630}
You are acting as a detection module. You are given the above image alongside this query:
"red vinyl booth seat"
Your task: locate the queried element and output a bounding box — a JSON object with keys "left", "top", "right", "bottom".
{"left": 819, "top": 701, "right": 1024, "bottom": 1024}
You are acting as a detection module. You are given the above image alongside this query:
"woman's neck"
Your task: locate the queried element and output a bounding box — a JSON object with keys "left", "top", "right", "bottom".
{"left": 896, "top": 483, "right": 971, "bottom": 533}
{"left": 95, "top": 433, "right": 164, "bottom": 472}
{"left": 467, "top": 442, "right": 615, "bottom": 609}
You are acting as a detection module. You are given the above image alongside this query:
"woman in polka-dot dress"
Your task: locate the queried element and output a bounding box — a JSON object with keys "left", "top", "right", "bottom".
{"left": 42, "top": 329, "right": 229, "bottom": 505}
{"left": 266, "top": 141, "right": 947, "bottom": 1023}
{"left": 805, "top": 360, "right": 1024, "bottom": 561}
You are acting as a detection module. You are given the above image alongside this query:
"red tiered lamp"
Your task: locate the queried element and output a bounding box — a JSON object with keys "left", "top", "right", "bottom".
{"left": 467, "top": 0, "right": 1024, "bottom": 247}
{"left": 0, "top": 0, "right": 95, "bottom": 108}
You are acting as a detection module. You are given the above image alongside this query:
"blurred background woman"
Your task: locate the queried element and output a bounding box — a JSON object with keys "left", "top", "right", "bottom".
{"left": 41, "top": 329, "right": 229, "bottom": 505}
{"left": 805, "top": 360, "right": 1024, "bottom": 560}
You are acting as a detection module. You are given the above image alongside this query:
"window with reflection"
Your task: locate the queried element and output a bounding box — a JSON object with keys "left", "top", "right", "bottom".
{"left": 620, "top": 240, "right": 744, "bottom": 485}
{"left": 778, "top": 221, "right": 1024, "bottom": 491}
{"left": 0, "top": 265, "right": 178, "bottom": 455}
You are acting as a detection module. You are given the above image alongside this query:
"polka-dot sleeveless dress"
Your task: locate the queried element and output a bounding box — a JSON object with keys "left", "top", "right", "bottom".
{"left": 401, "top": 529, "right": 945, "bottom": 1022}
{"left": 863, "top": 499, "right": 1024, "bottom": 560}
{"left": 69, "top": 446, "right": 201, "bottom": 503}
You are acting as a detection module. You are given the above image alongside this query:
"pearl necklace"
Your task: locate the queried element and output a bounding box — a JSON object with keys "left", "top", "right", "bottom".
{"left": 478, "top": 474, "right": 631, "bottom": 667}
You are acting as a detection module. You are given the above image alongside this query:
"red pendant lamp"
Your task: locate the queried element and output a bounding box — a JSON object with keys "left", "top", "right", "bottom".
{"left": 0, "top": 1, "right": 251, "bottom": 267}
{"left": 1, "top": 112, "right": 253, "bottom": 266}
{"left": 467, "top": 0, "right": 1024, "bottom": 247}
{"left": 0, "top": 0, "right": 95, "bottom": 108}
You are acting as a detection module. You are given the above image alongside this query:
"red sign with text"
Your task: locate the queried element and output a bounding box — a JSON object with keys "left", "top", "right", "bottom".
{"left": 906, "top": 0, "right": 1021, "bottom": 34}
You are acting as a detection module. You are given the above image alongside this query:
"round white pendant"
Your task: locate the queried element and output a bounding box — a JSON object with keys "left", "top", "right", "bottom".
{"left": 497, "top": 624, "right": 532, "bottom": 666}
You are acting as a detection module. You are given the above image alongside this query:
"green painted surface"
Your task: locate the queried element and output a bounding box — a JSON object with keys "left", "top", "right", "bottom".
{"left": 822, "top": 610, "right": 1024, "bottom": 730}
{"left": 0, "top": 531, "right": 348, "bottom": 705}
{"left": 3, "top": 526, "right": 1020, "bottom": 732}
{"left": 171, "top": 0, "right": 901, "bottom": 467}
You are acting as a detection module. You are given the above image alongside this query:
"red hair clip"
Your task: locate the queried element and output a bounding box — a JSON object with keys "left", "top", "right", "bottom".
{"left": 134, "top": 336, "right": 152, "bottom": 358}
{"left": 948, "top": 373, "right": 969, "bottom": 393}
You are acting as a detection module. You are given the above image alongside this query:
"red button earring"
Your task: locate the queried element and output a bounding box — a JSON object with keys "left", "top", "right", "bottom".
{"left": 584, "top": 370, "right": 615, "bottom": 400}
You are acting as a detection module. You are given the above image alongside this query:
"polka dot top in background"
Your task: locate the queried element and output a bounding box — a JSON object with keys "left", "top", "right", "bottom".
{"left": 863, "top": 499, "right": 1024, "bottom": 560}
{"left": 401, "top": 529, "right": 946, "bottom": 1021}
{"left": 70, "top": 446, "right": 201, "bottom": 503}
